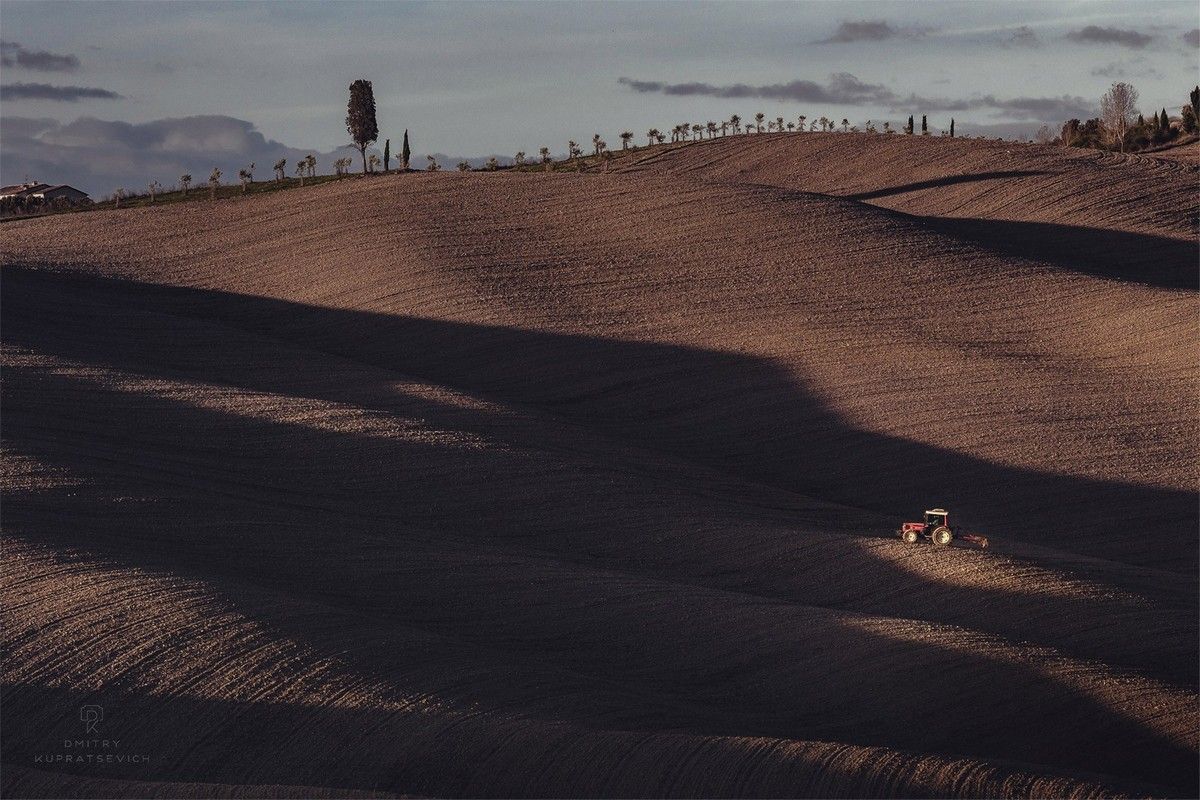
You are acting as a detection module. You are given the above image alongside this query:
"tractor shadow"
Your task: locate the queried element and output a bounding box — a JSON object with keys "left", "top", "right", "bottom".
{"left": 2, "top": 266, "right": 1197, "bottom": 795}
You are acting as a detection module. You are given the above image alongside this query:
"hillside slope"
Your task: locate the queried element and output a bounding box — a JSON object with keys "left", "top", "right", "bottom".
{"left": 2, "top": 133, "right": 1196, "bottom": 798}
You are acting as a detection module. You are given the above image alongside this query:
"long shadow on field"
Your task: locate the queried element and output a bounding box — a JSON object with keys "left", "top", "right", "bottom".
{"left": 2, "top": 268, "right": 1197, "bottom": 794}
{"left": 917, "top": 216, "right": 1199, "bottom": 290}
{"left": 842, "top": 171, "right": 1051, "bottom": 201}
{"left": 3, "top": 267, "right": 1193, "bottom": 572}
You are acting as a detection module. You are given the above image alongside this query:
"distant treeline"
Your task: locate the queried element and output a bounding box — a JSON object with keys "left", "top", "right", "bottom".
{"left": 1060, "top": 84, "right": 1198, "bottom": 152}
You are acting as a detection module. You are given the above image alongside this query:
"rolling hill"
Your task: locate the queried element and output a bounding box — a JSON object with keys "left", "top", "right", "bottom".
{"left": 2, "top": 132, "right": 1196, "bottom": 798}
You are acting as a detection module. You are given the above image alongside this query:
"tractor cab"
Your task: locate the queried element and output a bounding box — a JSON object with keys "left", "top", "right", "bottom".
{"left": 924, "top": 509, "right": 948, "bottom": 529}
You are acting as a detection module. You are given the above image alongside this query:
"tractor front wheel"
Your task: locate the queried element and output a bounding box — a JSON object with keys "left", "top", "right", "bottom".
{"left": 900, "top": 529, "right": 919, "bottom": 544}
{"left": 932, "top": 526, "right": 954, "bottom": 546}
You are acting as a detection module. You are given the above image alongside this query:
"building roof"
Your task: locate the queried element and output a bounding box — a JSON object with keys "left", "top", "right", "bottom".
{"left": 1, "top": 182, "right": 89, "bottom": 199}
{"left": 0, "top": 182, "right": 51, "bottom": 196}
{"left": 32, "top": 184, "right": 89, "bottom": 195}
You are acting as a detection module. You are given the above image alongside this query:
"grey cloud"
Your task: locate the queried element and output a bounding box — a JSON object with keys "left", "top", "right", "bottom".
{"left": 1, "top": 83, "right": 122, "bottom": 101}
{"left": 0, "top": 112, "right": 525, "bottom": 196}
{"left": 1065, "top": 26, "right": 1152, "bottom": 49}
{"left": 1183, "top": 29, "right": 1199, "bottom": 47}
{"left": 2, "top": 114, "right": 388, "bottom": 196}
{"left": 619, "top": 74, "right": 895, "bottom": 105}
{"left": 819, "top": 20, "right": 897, "bottom": 43}
{"left": 814, "top": 20, "right": 930, "bottom": 44}
{"left": 1090, "top": 59, "right": 1164, "bottom": 80}
{"left": 898, "top": 93, "right": 1094, "bottom": 120}
{"left": 1002, "top": 26, "right": 1040, "bottom": 48}
{"left": 619, "top": 76, "right": 1092, "bottom": 121}
{"left": 0, "top": 40, "right": 80, "bottom": 71}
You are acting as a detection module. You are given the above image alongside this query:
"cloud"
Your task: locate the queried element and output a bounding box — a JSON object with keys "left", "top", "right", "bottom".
{"left": 895, "top": 93, "right": 1094, "bottom": 120}
{"left": 818, "top": 20, "right": 897, "bottom": 43}
{"left": 814, "top": 19, "right": 931, "bottom": 44}
{"left": 1090, "top": 58, "right": 1164, "bottom": 80}
{"left": 1064, "top": 26, "right": 1152, "bottom": 49}
{"left": 1, "top": 114, "right": 328, "bottom": 195}
{"left": 0, "top": 112, "right": 531, "bottom": 195}
{"left": 618, "top": 74, "right": 895, "bottom": 105}
{"left": 618, "top": 76, "right": 1093, "bottom": 120}
{"left": 1002, "top": 26, "right": 1040, "bottom": 48}
{"left": 0, "top": 40, "right": 80, "bottom": 72}
{"left": 1, "top": 83, "right": 122, "bottom": 101}
{"left": 1183, "top": 29, "right": 1200, "bottom": 47}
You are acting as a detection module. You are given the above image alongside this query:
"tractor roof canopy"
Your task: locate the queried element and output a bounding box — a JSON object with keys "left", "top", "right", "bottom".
{"left": 925, "top": 508, "right": 947, "bottom": 515}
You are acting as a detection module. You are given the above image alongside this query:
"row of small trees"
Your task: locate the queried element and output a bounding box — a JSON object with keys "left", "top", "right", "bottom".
{"left": 492, "top": 112, "right": 960, "bottom": 175}
{"left": 112, "top": 79, "right": 1200, "bottom": 206}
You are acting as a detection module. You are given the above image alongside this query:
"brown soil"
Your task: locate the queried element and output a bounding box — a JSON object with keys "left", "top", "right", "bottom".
{"left": 1, "top": 132, "right": 1196, "bottom": 798}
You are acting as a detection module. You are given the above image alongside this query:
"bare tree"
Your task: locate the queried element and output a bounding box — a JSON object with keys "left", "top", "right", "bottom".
{"left": 273, "top": 158, "right": 287, "bottom": 182}
{"left": 592, "top": 134, "right": 602, "bottom": 156}
{"left": 646, "top": 128, "right": 660, "bottom": 146}
{"left": 148, "top": 180, "right": 161, "bottom": 203}
{"left": 457, "top": 160, "right": 471, "bottom": 171}
{"left": 294, "top": 161, "right": 306, "bottom": 186}
{"left": 1100, "top": 81, "right": 1138, "bottom": 152}
{"left": 754, "top": 112, "right": 765, "bottom": 133}
{"left": 179, "top": 174, "right": 192, "bottom": 195}
{"left": 619, "top": 131, "right": 634, "bottom": 149}
{"left": 305, "top": 154, "right": 317, "bottom": 177}
{"left": 730, "top": 114, "right": 741, "bottom": 134}
{"left": 368, "top": 153, "right": 382, "bottom": 172}
{"left": 113, "top": 187, "right": 125, "bottom": 208}
{"left": 514, "top": 150, "right": 526, "bottom": 167}
{"left": 486, "top": 157, "right": 499, "bottom": 171}
{"left": 237, "top": 163, "right": 254, "bottom": 193}
{"left": 426, "top": 155, "right": 440, "bottom": 171}
{"left": 1035, "top": 125, "right": 1054, "bottom": 144}
{"left": 691, "top": 123, "right": 702, "bottom": 140}
{"left": 208, "top": 167, "right": 221, "bottom": 200}
{"left": 539, "top": 146, "right": 551, "bottom": 170}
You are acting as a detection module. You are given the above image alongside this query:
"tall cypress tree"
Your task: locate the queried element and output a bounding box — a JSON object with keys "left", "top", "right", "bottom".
{"left": 921, "top": 115, "right": 928, "bottom": 135}
{"left": 907, "top": 115, "right": 914, "bottom": 135}
{"left": 346, "top": 79, "right": 379, "bottom": 175}
{"left": 1161, "top": 108, "right": 1169, "bottom": 131}
{"left": 950, "top": 118, "right": 955, "bottom": 137}
{"left": 402, "top": 129, "right": 411, "bottom": 171}
{"left": 383, "top": 138, "right": 391, "bottom": 172}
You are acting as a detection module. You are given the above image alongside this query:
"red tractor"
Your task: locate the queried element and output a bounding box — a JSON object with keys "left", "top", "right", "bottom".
{"left": 898, "top": 508, "right": 988, "bottom": 548}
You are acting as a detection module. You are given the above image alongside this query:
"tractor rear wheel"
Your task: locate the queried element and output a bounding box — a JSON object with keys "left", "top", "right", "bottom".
{"left": 901, "top": 529, "right": 919, "bottom": 544}
{"left": 932, "top": 526, "right": 954, "bottom": 546}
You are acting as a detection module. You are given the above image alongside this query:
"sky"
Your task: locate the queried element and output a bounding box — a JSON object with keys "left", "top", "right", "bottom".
{"left": 2, "top": 0, "right": 1197, "bottom": 196}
